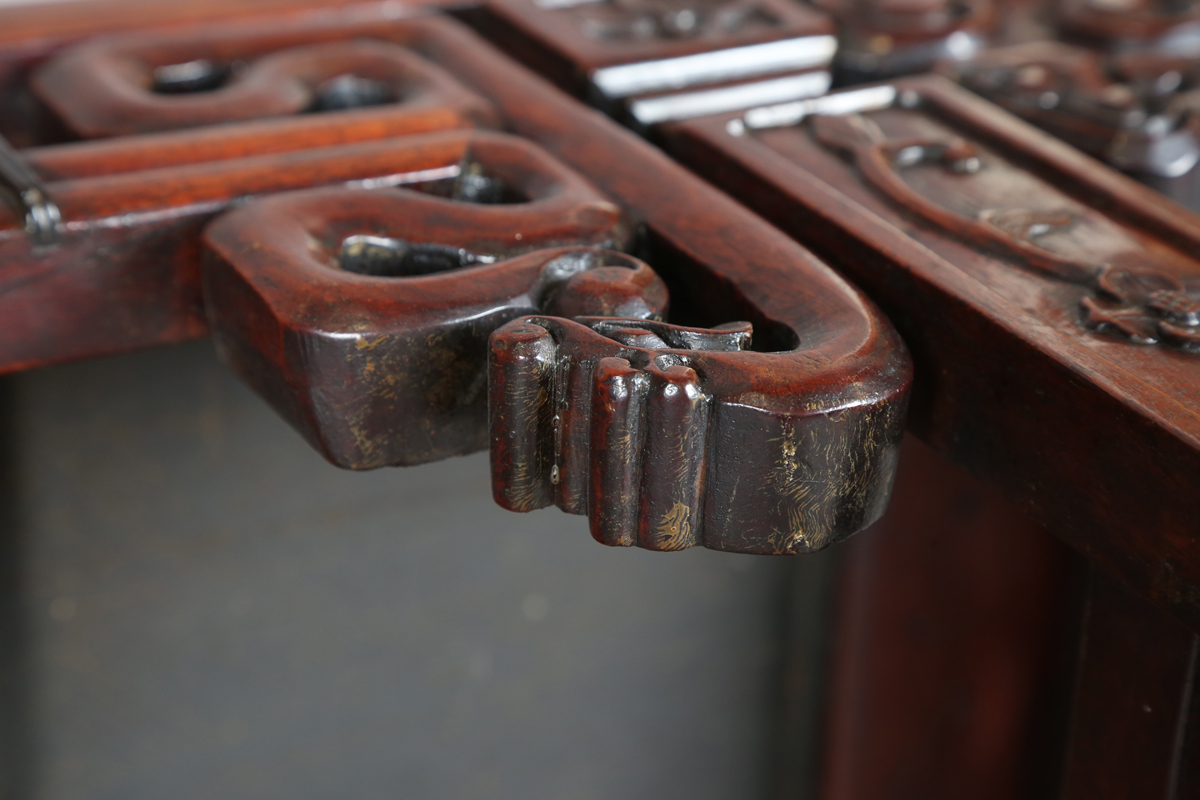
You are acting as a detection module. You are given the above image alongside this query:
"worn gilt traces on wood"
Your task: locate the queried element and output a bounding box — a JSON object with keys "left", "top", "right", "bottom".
{"left": 2, "top": 11, "right": 912, "bottom": 556}
{"left": 490, "top": 314, "right": 907, "bottom": 554}
{"left": 206, "top": 125, "right": 910, "bottom": 554}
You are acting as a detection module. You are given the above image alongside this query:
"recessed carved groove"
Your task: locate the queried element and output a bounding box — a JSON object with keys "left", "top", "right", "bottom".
{"left": 338, "top": 235, "right": 494, "bottom": 277}
{"left": 1083, "top": 267, "right": 1200, "bottom": 348}
{"left": 445, "top": 159, "right": 526, "bottom": 204}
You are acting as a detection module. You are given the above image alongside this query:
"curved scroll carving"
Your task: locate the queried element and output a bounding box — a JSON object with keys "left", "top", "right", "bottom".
{"left": 203, "top": 130, "right": 633, "bottom": 469}
{"left": 33, "top": 32, "right": 497, "bottom": 138}
{"left": 491, "top": 316, "right": 726, "bottom": 551}
{"left": 812, "top": 109, "right": 1200, "bottom": 351}
{"left": 206, "top": 128, "right": 910, "bottom": 554}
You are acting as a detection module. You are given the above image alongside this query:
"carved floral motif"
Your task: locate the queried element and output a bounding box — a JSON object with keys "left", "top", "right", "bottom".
{"left": 1083, "top": 267, "right": 1200, "bottom": 348}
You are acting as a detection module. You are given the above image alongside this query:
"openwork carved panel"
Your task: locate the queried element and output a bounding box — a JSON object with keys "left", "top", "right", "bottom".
{"left": 203, "top": 127, "right": 911, "bottom": 554}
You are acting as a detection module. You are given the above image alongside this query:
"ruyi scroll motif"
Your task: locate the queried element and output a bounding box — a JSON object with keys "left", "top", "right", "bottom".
{"left": 205, "top": 128, "right": 910, "bottom": 554}
{"left": 1, "top": 13, "right": 911, "bottom": 557}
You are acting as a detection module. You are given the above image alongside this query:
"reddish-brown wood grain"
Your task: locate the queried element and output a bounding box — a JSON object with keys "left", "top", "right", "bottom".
{"left": 187, "top": 17, "right": 912, "bottom": 551}
{"left": 468, "top": 0, "right": 835, "bottom": 96}
{"left": 821, "top": 436, "right": 1081, "bottom": 800}
{"left": 423, "top": 18, "right": 912, "bottom": 546}
{"left": 0, "top": 11, "right": 912, "bottom": 555}
{"left": 1059, "top": 571, "right": 1199, "bottom": 800}
{"left": 0, "top": 0, "right": 451, "bottom": 49}
{"left": 0, "top": 2, "right": 456, "bottom": 150}
{"left": 663, "top": 75, "right": 1200, "bottom": 629}
{"left": 457, "top": 0, "right": 836, "bottom": 128}
{"left": 208, "top": 134, "right": 908, "bottom": 552}
{"left": 0, "top": 131, "right": 500, "bottom": 374}
{"left": 0, "top": 15, "right": 501, "bottom": 374}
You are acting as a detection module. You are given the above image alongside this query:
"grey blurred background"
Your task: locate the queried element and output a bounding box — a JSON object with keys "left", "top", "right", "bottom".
{"left": 0, "top": 340, "right": 834, "bottom": 800}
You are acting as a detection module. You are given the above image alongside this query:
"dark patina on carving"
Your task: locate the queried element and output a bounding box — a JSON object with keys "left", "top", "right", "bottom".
{"left": 206, "top": 127, "right": 910, "bottom": 554}
{"left": 489, "top": 310, "right": 901, "bottom": 554}
{"left": 203, "top": 130, "right": 635, "bottom": 470}
{"left": 491, "top": 316, "right": 749, "bottom": 551}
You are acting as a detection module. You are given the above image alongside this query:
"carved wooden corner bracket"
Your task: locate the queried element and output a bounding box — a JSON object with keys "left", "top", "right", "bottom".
{"left": 811, "top": 102, "right": 1200, "bottom": 352}
{"left": 203, "top": 129, "right": 910, "bottom": 555}
{"left": 0, "top": 14, "right": 909, "bottom": 556}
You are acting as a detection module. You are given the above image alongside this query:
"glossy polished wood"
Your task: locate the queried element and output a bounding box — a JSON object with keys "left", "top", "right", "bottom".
{"left": 199, "top": 43, "right": 912, "bottom": 551}
{"left": 0, "top": 131, "right": 496, "bottom": 374}
{"left": 457, "top": 0, "right": 836, "bottom": 129}
{"left": 33, "top": 32, "right": 496, "bottom": 139}
{"left": 0, "top": 15, "right": 501, "bottom": 374}
{"left": 0, "top": 6, "right": 912, "bottom": 559}
{"left": 203, "top": 129, "right": 635, "bottom": 470}
{"left": 0, "top": 0, "right": 454, "bottom": 47}
{"left": 664, "top": 75, "right": 1200, "bottom": 628}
